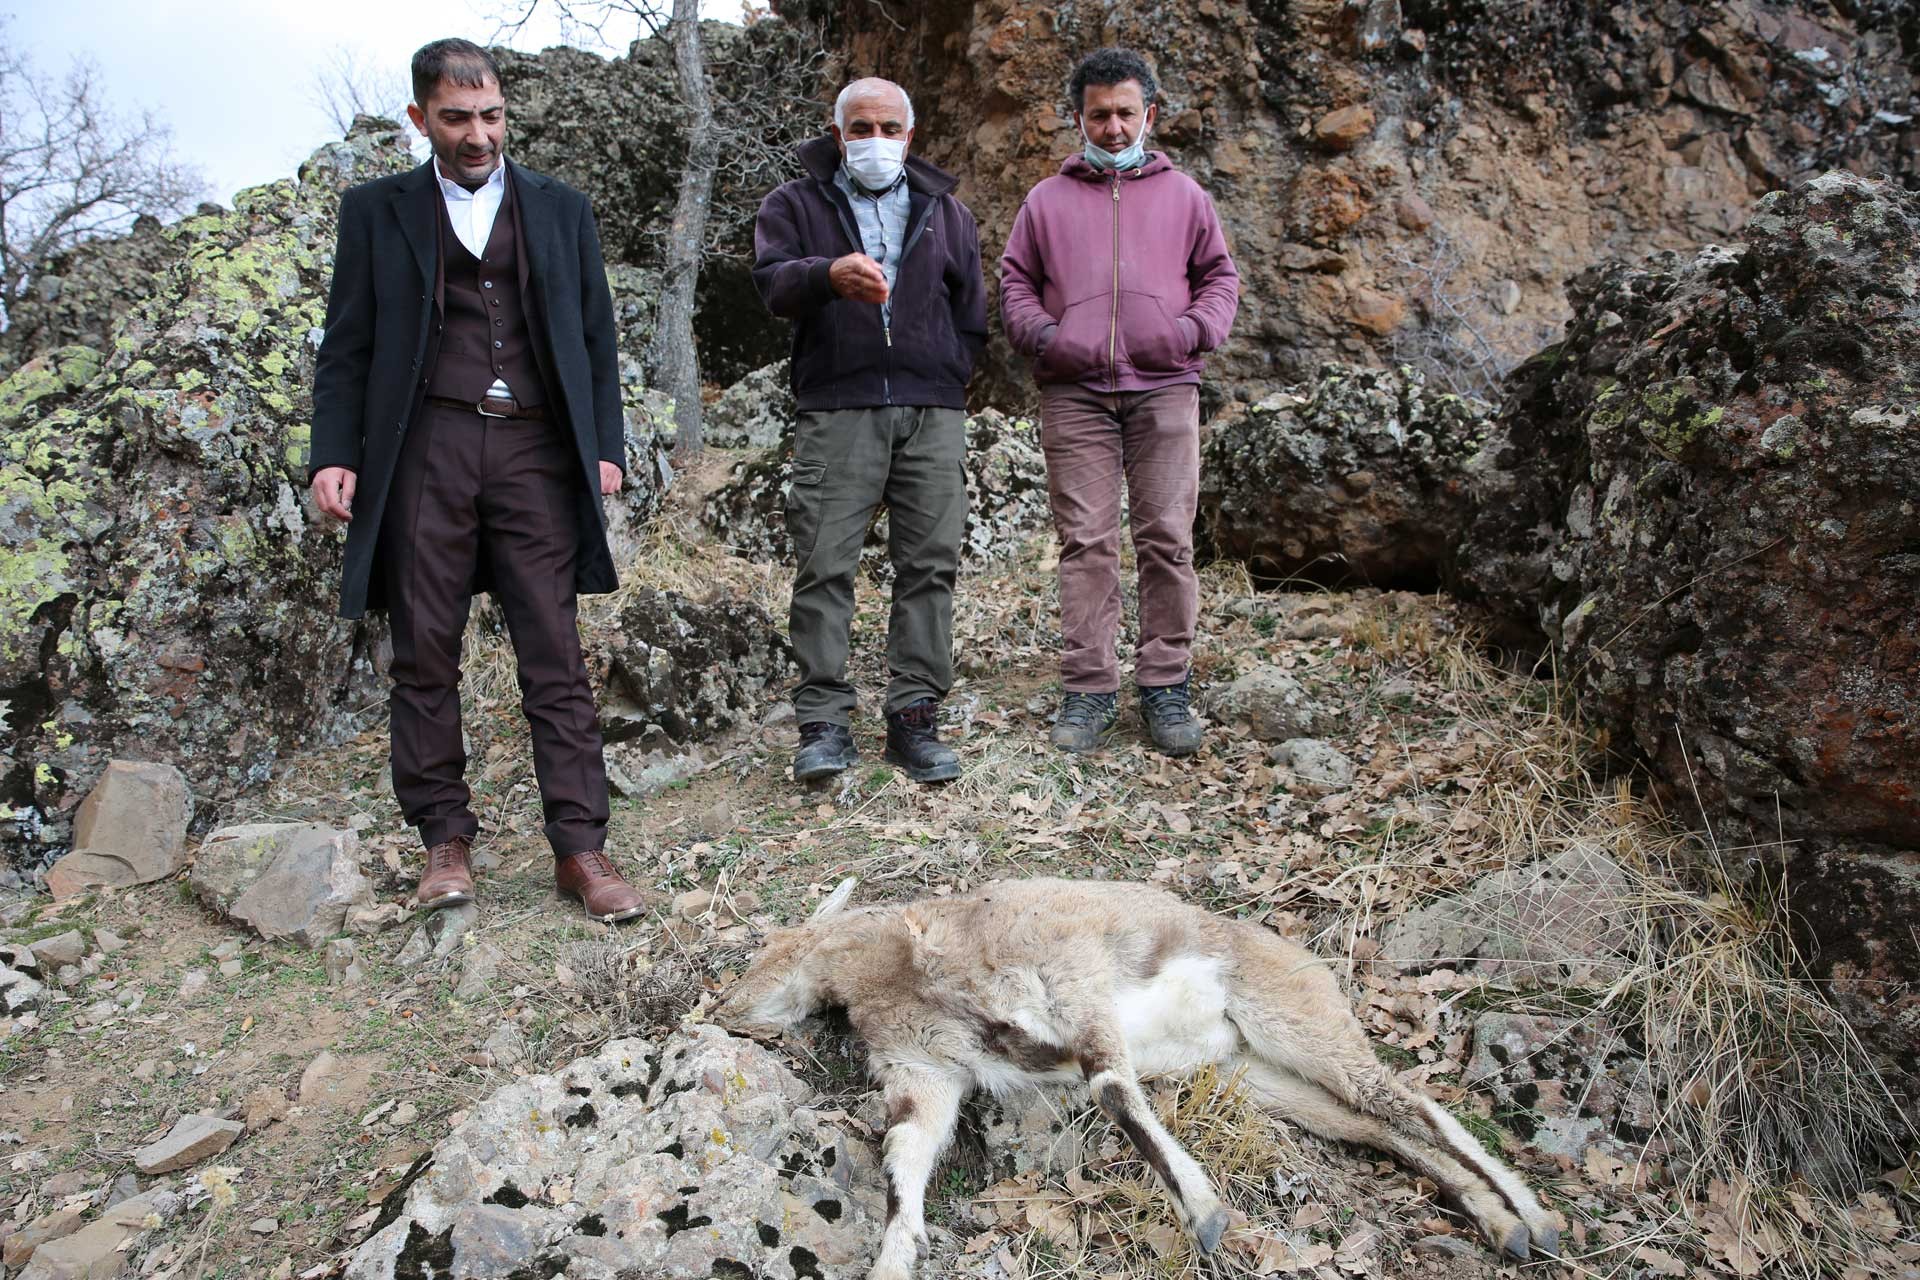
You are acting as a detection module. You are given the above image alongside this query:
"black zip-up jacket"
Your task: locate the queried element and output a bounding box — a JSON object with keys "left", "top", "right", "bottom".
{"left": 752, "top": 136, "right": 988, "bottom": 411}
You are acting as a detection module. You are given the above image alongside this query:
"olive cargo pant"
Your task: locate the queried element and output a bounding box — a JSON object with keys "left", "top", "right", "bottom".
{"left": 786, "top": 406, "right": 968, "bottom": 726}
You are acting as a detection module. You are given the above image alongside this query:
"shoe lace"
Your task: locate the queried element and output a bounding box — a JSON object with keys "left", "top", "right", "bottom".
{"left": 799, "top": 721, "right": 840, "bottom": 746}
{"left": 1141, "top": 682, "right": 1194, "bottom": 725}
{"left": 570, "top": 851, "right": 615, "bottom": 878}
{"left": 427, "top": 841, "right": 469, "bottom": 872}
{"left": 893, "top": 701, "right": 938, "bottom": 742}
{"left": 1058, "top": 692, "right": 1114, "bottom": 728}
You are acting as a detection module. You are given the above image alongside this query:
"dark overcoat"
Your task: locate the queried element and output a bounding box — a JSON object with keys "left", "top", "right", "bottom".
{"left": 309, "top": 158, "right": 626, "bottom": 620}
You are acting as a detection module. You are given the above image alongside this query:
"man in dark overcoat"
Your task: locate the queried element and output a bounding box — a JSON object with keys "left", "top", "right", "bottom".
{"left": 308, "top": 38, "right": 645, "bottom": 922}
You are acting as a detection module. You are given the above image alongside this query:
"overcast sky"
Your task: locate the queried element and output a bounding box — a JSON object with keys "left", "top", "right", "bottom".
{"left": 9, "top": 0, "right": 742, "bottom": 206}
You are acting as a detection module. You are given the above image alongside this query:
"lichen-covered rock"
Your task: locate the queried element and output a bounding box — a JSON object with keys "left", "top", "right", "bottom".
{"left": 596, "top": 587, "right": 796, "bottom": 746}
{"left": 0, "top": 121, "right": 669, "bottom": 869}
{"left": 347, "top": 1026, "right": 885, "bottom": 1280}
{"left": 0, "top": 213, "right": 180, "bottom": 375}
{"left": 1198, "top": 365, "right": 1494, "bottom": 586}
{"left": 1203, "top": 666, "right": 1330, "bottom": 741}
{"left": 1463, "top": 1012, "right": 1658, "bottom": 1161}
{"left": 1467, "top": 173, "right": 1920, "bottom": 846}
{"left": 702, "top": 409, "right": 1052, "bottom": 575}
{"left": 704, "top": 360, "right": 795, "bottom": 450}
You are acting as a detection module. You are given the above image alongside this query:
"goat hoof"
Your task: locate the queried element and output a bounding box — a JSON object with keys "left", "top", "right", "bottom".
{"left": 1500, "top": 1223, "right": 1531, "bottom": 1261}
{"left": 1195, "top": 1208, "right": 1230, "bottom": 1255}
{"left": 1530, "top": 1223, "right": 1560, "bottom": 1258}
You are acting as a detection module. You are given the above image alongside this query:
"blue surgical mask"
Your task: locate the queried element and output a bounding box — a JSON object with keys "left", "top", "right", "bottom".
{"left": 1081, "top": 121, "right": 1150, "bottom": 171}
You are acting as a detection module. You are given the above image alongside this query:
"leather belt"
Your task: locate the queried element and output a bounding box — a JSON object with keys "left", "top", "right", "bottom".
{"left": 426, "top": 394, "right": 547, "bottom": 422}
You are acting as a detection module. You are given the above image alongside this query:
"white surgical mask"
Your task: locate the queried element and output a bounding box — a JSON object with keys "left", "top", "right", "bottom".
{"left": 1081, "top": 121, "right": 1150, "bottom": 172}
{"left": 843, "top": 137, "right": 907, "bottom": 191}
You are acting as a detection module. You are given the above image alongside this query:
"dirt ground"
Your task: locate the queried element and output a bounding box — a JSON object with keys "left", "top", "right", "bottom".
{"left": 0, "top": 458, "right": 1913, "bottom": 1280}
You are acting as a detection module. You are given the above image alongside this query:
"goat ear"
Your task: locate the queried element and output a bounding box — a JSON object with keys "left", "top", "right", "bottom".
{"left": 810, "top": 877, "right": 859, "bottom": 921}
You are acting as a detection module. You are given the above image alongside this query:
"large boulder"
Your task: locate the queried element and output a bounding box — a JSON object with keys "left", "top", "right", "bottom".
{"left": 596, "top": 587, "right": 796, "bottom": 746}
{"left": 1465, "top": 173, "right": 1920, "bottom": 847}
{"left": 703, "top": 360, "right": 795, "bottom": 450}
{"left": 702, "top": 409, "right": 1052, "bottom": 574}
{"left": 0, "top": 121, "right": 669, "bottom": 869}
{"left": 1199, "top": 364, "right": 1493, "bottom": 585}
{"left": 347, "top": 1026, "right": 885, "bottom": 1280}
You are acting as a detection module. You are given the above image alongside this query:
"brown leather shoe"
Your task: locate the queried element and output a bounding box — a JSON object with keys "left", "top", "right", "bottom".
{"left": 555, "top": 851, "right": 646, "bottom": 923}
{"left": 417, "top": 836, "right": 475, "bottom": 909}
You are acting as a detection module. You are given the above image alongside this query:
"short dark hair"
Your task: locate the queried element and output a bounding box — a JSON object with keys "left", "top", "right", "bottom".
{"left": 1068, "top": 48, "right": 1158, "bottom": 114}
{"left": 411, "top": 38, "right": 502, "bottom": 108}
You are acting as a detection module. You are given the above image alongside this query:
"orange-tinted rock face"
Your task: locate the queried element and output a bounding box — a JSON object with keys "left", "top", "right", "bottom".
{"left": 787, "top": 0, "right": 1917, "bottom": 405}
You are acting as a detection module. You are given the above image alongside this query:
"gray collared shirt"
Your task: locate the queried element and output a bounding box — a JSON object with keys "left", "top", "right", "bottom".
{"left": 834, "top": 168, "right": 912, "bottom": 325}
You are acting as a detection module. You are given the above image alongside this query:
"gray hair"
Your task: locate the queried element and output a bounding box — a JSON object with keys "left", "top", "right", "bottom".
{"left": 834, "top": 78, "right": 915, "bottom": 131}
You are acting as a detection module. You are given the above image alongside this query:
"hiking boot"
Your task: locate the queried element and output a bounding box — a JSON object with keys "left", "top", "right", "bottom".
{"left": 555, "top": 850, "right": 647, "bottom": 923}
{"left": 416, "top": 836, "right": 475, "bottom": 910}
{"left": 1139, "top": 675, "right": 1205, "bottom": 757}
{"left": 1050, "top": 691, "right": 1118, "bottom": 753}
{"left": 794, "top": 721, "right": 859, "bottom": 782}
{"left": 884, "top": 699, "right": 961, "bottom": 783}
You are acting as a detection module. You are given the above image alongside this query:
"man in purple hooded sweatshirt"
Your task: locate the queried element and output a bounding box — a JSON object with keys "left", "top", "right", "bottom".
{"left": 1000, "top": 48, "right": 1240, "bottom": 757}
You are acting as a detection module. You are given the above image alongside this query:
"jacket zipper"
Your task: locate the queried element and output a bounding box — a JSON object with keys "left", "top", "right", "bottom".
{"left": 1108, "top": 174, "right": 1121, "bottom": 392}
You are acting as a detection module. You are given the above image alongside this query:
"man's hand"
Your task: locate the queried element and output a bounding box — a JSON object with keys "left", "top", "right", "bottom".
{"left": 599, "top": 461, "right": 623, "bottom": 496}
{"left": 311, "top": 467, "right": 356, "bottom": 522}
{"left": 830, "top": 253, "right": 890, "bottom": 304}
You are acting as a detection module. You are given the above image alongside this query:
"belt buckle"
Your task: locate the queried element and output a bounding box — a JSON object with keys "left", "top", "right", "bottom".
{"left": 475, "top": 397, "right": 512, "bottom": 419}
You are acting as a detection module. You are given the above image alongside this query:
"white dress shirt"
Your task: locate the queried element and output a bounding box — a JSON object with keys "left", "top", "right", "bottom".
{"left": 433, "top": 159, "right": 515, "bottom": 399}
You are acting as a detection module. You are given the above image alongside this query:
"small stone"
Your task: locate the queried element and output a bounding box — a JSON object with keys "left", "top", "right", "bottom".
{"left": 396, "top": 902, "right": 477, "bottom": 967}
{"left": 132, "top": 1114, "right": 243, "bottom": 1174}
{"left": 298, "top": 1051, "right": 343, "bottom": 1105}
{"left": 454, "top": 942, "right": 501, "bottom": 1002}
{"left": 53, "top": 964, "right": 83, "bottom": 989}
{"left": 22, "top": 1190, "right": 175, "bottom": 1277}
{"left": 103, "top": 1173, "right": 141, "bottom": 1209}
{"left": 0, "top": 967, "right": 45, "bottom": 1014}
{"left": 673, "top": 889, "right": 714, "bottom": 921}
{"left": 32, "top": 931, "right": 87, "bottom": 968}
{"left": 249, "top": 1217, "right": 278, "bottom": 1235}
{"left": 192, "top": 823, "right": 373, "bottom": 950}
{"left": 43, "top": 1171, "right": 87, "bottom": 1196}
{"left": 1396, "top": 192, "right": 1434, "bottom": 231}
{"left": 242, "top": 1087, "right": 290, "bottom": 1132}
{"left": 1494, "top": 278, "right": 1522, "bottom": 315}
{"left": 92, "top": 930, "right": 128, "bottom": 955}
{"left": 1314, "top": 104, "right": 1377, "bottom": 151}
{"left": 481, "top": 1022, "right": 526, "bottom": 1070}
{"left": 46, "top": 761, "right": 193, "bottom": 899}
{"left": 176, "top": 969, "right": 209, "bottom": 1000}
{"left": 1412, "top": 1233, "right": 1475, "bottom": 1259}
{"left": 208, "top": 940, "right": 244, "bottom": 963}
{"left": 390, "top": 1102, "right": 418, "bottom": 1127}
{"left": 218, "top": 959, "right": 243, "bottom": 978}
{"left": 1269, "top": 738, "right": 1357, "bottom": 795}
{"left": 325, "top": 938, "right": 363, "bottom": 987}
{"left": 3, "top": 1206, "right": 84, "bottom": 1267}
{"left": 1349, "top": 287, "right": 1407, "bottom": 335}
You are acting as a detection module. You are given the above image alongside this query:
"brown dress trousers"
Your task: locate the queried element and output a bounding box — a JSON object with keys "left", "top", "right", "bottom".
{"left": 380, "top": 400, "right": 609, "bottom": 857}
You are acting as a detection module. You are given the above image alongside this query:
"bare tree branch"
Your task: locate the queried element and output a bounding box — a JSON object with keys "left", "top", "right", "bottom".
{"left": 310, "top": 46, "right": 413, "bottom": 136}
{"left": 0, "top": 24, "right": 205, "bottom": 333}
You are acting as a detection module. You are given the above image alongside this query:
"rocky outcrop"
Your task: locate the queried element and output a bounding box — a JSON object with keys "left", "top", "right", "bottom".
{"left": 597, "top": 587, "right": 796, "bottom": 746}
{"left": 0, "top": 213, "right": 182, "bottom": 375}
{"left": 499, "top": 20, "right": 821, "bottom": 386}
{"left": 1198, "top": 364, "right": 1492, "bottom": 585}
{"left": 0, "top": 121, "right": 667, "bottom": 869}
{"left": 703, "top": 408, "right": 1052, "bottom": 572}
{"left": 704, "top": 360, "right": 796, "bottom": 449}
{"left": 791, "top": 0, "right": 1917, "bottom": 404}
{"left": 1465, "top": 173, "right": 1919, "bottom": 848}
{"left": 348, "top": 1027, "right": 886, "bottom": 1280}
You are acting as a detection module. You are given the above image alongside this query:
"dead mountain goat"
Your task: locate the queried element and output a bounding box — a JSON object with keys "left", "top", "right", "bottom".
{"left": 715, "top": 877, "right": 1558, "bottom": 1279}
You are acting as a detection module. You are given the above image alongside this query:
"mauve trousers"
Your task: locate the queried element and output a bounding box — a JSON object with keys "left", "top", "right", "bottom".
{"left": 1039, "top": 383, "right": 1201, "bottom": 692}
{"left": 379, "top": 400, "right": 609, "bottom": 857}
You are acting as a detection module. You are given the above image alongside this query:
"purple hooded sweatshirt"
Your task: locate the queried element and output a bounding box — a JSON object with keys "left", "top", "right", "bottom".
{"left": 1000, "top": 151, "right": 1239, "bottom": 393}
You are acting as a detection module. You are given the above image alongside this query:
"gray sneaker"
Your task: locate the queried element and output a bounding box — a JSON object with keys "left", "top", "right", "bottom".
{"left": 1050, "top": 691, "right": 1118, "bottom": 753}
{"left": 1138, "top": 676, "right": 1204, "bottom": 757}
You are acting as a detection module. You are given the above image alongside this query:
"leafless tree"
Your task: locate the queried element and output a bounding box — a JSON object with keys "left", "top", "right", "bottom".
{"left": 495, "top": 0, "right": 821, "bottom": 456}
{"left": 0, "top": 32, "right": 204, "bottom": 333}
{"left": 310, "top": 45, "right": 415, "bottom": 136}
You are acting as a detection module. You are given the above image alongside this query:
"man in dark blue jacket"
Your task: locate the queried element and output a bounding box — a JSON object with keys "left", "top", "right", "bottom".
{"left": 752, "top": 77, "right": 988, "bottom": 785}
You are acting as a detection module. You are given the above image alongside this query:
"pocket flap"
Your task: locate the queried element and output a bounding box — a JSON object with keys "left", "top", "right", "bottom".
{"left": 791, "top": 459, "right": 827, "bottom": 486}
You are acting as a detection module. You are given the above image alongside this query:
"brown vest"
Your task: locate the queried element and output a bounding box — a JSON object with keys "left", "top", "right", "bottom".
{"left": 427, "top": 177, "right": 545, "bottom": 407}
